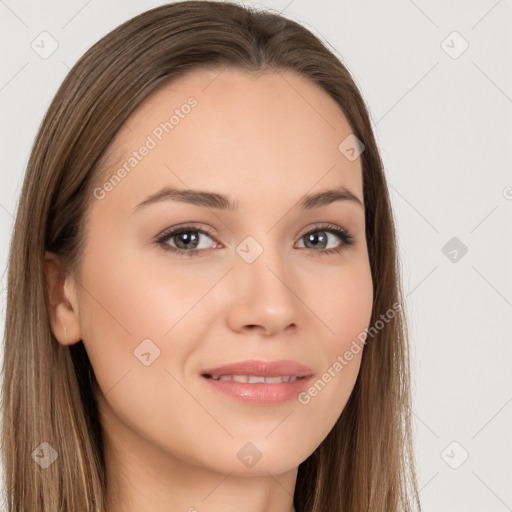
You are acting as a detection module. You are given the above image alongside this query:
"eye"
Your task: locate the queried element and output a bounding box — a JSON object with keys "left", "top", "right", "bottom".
{"left": 155, "top": 222, "right": 354, "bottom": 257}
{"left": 295, "top": 223, "right": 355, "bottom": 256}
{"left": 156, "top": 224, "right": 219, "bottom": 257}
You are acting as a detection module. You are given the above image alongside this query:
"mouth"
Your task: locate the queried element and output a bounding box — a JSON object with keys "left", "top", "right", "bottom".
{"left": 201, "top": 358, "right": 313, "bottom": 378}
{"left": 200, "top": 359, "right": 313, "bottom": 405}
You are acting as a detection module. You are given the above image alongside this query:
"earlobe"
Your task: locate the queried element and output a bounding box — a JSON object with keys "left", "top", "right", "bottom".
{"left": 44, "top": 251, "right": 82, "bottom": 346}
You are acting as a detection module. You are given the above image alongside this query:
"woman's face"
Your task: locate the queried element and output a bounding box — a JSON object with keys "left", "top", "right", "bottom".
{"left": 63, "top": 68, "right": 373, "bottom": 477}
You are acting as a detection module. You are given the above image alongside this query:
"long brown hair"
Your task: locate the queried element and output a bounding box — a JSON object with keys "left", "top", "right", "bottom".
{"left": 1, "top": 1, "right": 422, "bottom": 510}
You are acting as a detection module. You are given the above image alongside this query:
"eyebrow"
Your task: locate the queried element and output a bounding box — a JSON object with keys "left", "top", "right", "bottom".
{"left": 132, "top": 185, "right": 363, "bottom": 214}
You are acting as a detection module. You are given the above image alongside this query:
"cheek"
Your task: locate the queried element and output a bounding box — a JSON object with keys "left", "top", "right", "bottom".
{"left": 76, "top": 241, "right": 218, "bottom": 406}
{"left": 310, "top": 254, "right": 374, "bottom": 351}
{"left": 293, "top": 257, "right": 373, "bottom": 431}
{"left": 75, "top": 244, "right": 172, "bottom": 388}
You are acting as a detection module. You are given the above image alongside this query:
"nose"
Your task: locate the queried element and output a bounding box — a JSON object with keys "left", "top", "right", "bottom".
{"left": 226, "top": 244, "right": 302, "bottom": 336}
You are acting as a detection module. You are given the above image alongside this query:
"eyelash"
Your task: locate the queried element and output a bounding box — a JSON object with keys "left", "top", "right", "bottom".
{"left": 154, "top": 222, "right": 355, "bottom": 258}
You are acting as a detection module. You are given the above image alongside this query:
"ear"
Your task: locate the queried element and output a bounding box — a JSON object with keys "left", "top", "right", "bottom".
{"left": 44, "top": 251, "right": 82, "bottom": 346}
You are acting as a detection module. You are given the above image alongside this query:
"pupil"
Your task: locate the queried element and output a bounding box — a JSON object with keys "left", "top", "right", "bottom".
{"left": 176, "top": 232, "right": 199, "bottom": 249}
{"left": 307, "top": 232, "right": 327, "bottom": 249}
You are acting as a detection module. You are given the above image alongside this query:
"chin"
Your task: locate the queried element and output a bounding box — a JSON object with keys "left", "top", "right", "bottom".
{"left": 213, "top": 436, "right": 315, "bottom": 477}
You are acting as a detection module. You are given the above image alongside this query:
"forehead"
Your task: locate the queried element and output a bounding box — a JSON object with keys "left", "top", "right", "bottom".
{"left": 91, "top": 67, "right": 363, "bottom": 217}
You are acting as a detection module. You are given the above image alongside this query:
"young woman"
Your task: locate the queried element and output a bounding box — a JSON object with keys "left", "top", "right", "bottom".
{"left": 1, "top": 2, "right": 422, "bottom": 511}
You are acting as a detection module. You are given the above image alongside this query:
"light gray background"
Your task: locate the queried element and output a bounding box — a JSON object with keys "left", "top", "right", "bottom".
{"left": 1, "top": 1, "right": 511, "bottom": 510}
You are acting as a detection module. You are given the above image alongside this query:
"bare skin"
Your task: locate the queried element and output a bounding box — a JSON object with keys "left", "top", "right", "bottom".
{"left": 45, "top": 67, "right": 373, "bottom": 512}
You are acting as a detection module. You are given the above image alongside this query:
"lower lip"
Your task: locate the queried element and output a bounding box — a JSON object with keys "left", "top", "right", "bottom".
{"left": 201, "top": 376, "right": 312, "bottom": 405}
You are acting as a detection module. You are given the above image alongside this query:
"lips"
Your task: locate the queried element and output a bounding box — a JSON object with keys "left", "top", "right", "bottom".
{"left": 200, "top": 359, "right": 314, "bottom": 405}
{"left": 201, "top": 359, "right": 313, "bottom": 379}
{"left": 201, "top": 359, "right": 313, "bottom": 406}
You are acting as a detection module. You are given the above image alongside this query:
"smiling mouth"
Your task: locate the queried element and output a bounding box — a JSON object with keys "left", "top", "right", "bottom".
{"left": 199, "top": 358, "right": 314, "bottom": 404}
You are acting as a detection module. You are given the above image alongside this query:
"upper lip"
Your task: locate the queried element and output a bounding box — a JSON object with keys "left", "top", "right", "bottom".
{"left": 201, "top": 359, "right": 313, "bottom": 378}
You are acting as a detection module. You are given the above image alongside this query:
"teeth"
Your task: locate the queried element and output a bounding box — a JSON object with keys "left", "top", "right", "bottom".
{"left": 248, "top": 376, "right": 265, "bottom": 383}
{"left": 209, "top": 375, "right": 298, "bottom": 383}
{"left": 264, "top": 376, "right": 283, "bottom": 384}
